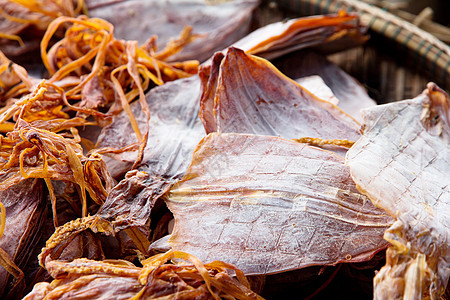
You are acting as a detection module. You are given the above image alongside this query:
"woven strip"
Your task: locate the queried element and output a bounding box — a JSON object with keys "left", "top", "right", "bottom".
{"left": 275, "top": 0, "right": 450, "bottom": 89}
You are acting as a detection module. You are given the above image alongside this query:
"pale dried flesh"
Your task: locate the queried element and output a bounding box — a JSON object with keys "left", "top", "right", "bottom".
{"left": 199, "top": 47, "right": 361, "bottom": 145}
{"left": 166, "top": 133, "right": 393, "bottom": 275}
{"left": 345, "top": 83, "right": 450, "bottom": 299}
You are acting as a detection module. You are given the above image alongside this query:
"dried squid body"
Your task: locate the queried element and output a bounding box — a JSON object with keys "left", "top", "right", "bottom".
{"left": 199, "top": 47, "right": 361, "bottom": 157}
{"left": 200, "top": 48, "right": 360, "bottom": 141}
{"left": 345, "top": 83, "right": 450, "bottom": 299}
{"left": 166, "top": 133, "right": 393, "bottom": 275}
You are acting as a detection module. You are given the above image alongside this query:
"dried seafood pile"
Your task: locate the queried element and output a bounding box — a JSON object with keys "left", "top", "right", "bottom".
{"left": 0, "top": 0, "right": 448, "bottom": 299}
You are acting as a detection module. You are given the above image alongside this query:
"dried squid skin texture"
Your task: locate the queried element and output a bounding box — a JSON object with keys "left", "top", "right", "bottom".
{"left": 96, "top": 170, "right": 172, "bottom": 232}
{"left": 202, "top": 47, "right": 361, "bottom": 143}
{"left": 97, "top": 75, "right": 205, "bottom": 180}
{"left": 86, "top": 0, "right": 259, "bottom": 62}
{"left": 0, "top": 179, "right": 46, "bottom": 298}
{"left": 166, "top": 133, "right": 393, "bottom": 275}
{"left": 345, "top": 83, "right": 450, "bottom": 299}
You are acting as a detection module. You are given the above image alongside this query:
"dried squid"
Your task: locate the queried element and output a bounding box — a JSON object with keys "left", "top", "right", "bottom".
{"left": 0, "top": 179, "right": 46, "bottom": 298}
{"left": 166, "top": 133, "right": 393, "bottom": 275}
{"left": 85, "top": 0, "right": 260, "bottom": 62}
{"left": 0, "top": 4, "right": 393, "bottom": 298}
{"left": 84, "top": 12, "right": 372, "bottom": 246}
{"left": 199, "top": 47, "right": 360, "bottom": 154}
{"left": 232, "top": 10, "right": 367, "bottom": 60}
{"left": 26, "top": 250, "right": 263, "bottom": 299}
{"left": 0, "top": 0, "right": 85, "bottom": 58}
{"left": 44, "top": 75, "right": 206, "bottom": 255}
{"left": 96, "top": 75, "right": 204, "bottom": 180}
{"left": 346, "top": 83, "right": 449, "bottom": 299}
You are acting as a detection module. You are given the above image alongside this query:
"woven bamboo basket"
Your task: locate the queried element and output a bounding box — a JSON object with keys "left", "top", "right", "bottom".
{"left": 256, "top": 0, "right": 450, "bottom": 104}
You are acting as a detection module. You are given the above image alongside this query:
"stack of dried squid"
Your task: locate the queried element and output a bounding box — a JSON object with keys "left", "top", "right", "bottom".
{"left": 0, "top": 0, "right": 448, "bottom": 299}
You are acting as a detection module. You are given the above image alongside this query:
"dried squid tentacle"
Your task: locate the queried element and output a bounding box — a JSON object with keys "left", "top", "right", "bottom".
{"left": 27, "top": 251, "right": 263, "bottom": 300}
{"left": 38, "top": 216, "right": 97, "bottom": 267}
{"left": 41, "top": 16, "right": 113, "bottom": 75}
{"left": 110, "top": 65, "right": 143, "bottom": 141}
{"left": 125, "top": 42, "right": 151, "bottom": 168}
{"left": 0, "top": 247, "right": 24, "bottom": 296}
{"left": 44, "top": 178, "right": 59, "bottom": 228}
{"left": 0, "top": 82, "right": 114, "bottom": 220}
{"left": 4, "top": 0, "right": 84, "bottom": 21}
{"left": 292, "top": 137, "right": 355, "bottom": 149}
{"left": 0, "top": 202, "right": 4, "bottom": 238}
{"left": 0, "top": 33, "right": 24, "bottom": 47}
{"left": 137, "top": 250, "right": 263, "bottom": 300}
{"left": 65, "top": 143, "right": 87, "bottom": 217}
